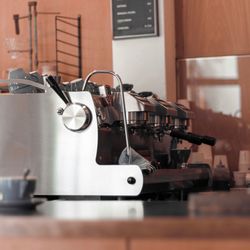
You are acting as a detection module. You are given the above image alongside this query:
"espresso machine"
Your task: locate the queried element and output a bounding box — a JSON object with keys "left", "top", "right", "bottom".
{"left": 0, "top": 69, "right": 216, "bottom": 199}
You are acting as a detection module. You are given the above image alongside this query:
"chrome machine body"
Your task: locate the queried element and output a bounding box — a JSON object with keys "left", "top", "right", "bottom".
{"left": 0, "top": 69, "right": 216, "bottom": 198}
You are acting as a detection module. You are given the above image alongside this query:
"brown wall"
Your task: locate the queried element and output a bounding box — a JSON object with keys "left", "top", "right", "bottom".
{"left": 175, "top": 0, "right": 250, "bottom": 58}
{"left": 0, "top": 0, "right": 113, "bottom": 84}
{"left": 164, "top": 0, "right": 176, "bottom": 101}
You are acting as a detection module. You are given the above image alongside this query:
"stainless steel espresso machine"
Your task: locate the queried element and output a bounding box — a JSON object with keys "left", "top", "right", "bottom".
{"left": 0, "top": 69, "right": 216, "bottom": 200}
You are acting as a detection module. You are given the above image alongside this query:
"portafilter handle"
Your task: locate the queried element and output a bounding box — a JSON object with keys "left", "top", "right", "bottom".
{"left": 170, "top": 129, "right": 202, "bottom": 145}
{"left": 200, "top": 135, "right": 216, "bottom": 146}
{"left": 170, "top": 129, "right": 216, "bottom": 146}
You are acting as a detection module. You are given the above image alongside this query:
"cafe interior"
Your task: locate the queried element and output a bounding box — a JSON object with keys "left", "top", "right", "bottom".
{"left": 0, "top": 0, "right": 249, "bottom": 249}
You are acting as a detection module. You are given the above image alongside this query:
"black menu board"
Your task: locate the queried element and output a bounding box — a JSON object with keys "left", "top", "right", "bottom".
{"left": 112, "top": 0, "right": 158, "bottom": 39}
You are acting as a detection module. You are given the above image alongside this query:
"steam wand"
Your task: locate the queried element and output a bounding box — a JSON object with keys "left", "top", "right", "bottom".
{"left": 83, "top": 70, "right": 131, "bottom": 157}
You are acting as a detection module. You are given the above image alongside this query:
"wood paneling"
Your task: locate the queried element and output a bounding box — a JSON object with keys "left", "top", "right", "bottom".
{"left": 175, "top": 0, "right": 250, "bottom": 58}
{"left": 131, "top": 239, "right": 250, "bottom": 250}
{"left": 0, "top": 237, "right": 126, "bottom": 250}
{"left": 0, "top": 217, "right": 250, "bottom": 238}
{"left": 2, "top": 237, "right": 250, "bottom": 250}
{"left": 2, "top": 238, "right": 250, "bottom": 250}
{"left": 0, "top": 217, "right": 250, "bottom": 250}
{"left": 164, "top": 0, "right": 177, "bottom": 101}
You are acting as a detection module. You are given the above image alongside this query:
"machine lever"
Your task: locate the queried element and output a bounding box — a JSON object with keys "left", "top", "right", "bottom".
{"left": 46, "top": 75, "right": 71, "bottom": 105}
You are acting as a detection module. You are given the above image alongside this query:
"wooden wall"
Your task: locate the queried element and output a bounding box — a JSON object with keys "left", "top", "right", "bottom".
{"left": 0, "top": 0, "right": 113, "bottom": 83}
{"left": 175, "top": 0, "right": 250, "bottom": 58}
{"left": 164, "top": 0, "right": 177, "bottom": 101}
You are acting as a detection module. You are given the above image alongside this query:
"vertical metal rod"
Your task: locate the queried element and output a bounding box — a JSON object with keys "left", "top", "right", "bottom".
{"left": 77, "top": 15, "right": 82, "bottom": 78}
{"left": 33, "top": 1, "right": 39, "bottom": 70}
{"left": 55, "top": 16, "right": 58, "bottom": 77}
{"left": 115, "top": 73, "right": 130, "bottom": 156}
{"left": 28, "top": 4, "right": 33, "bottom": 71}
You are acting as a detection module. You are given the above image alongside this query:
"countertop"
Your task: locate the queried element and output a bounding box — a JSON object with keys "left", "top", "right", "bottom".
{"left": 0, "top": 199, "right": 249, "bottom": 239}
{"left": 0, "top": 198, "right": 250, "bottom": 250}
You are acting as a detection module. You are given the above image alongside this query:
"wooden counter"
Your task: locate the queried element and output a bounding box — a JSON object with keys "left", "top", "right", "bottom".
{"left": 0, "top": 200, "right": 250, "bottom": 250}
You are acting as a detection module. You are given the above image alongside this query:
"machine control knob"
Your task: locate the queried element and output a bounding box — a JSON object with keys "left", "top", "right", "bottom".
{"left": 62, "top": 103, "right": 92, "bottom": 131}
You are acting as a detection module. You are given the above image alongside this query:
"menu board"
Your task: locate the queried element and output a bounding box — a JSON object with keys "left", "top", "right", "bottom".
{"left": 112, "top": 0, "right": 158, "bottom": 39}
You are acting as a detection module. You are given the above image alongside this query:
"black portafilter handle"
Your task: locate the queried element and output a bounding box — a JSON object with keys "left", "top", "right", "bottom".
{"left": 201, "top": 135, "right": 217, "bottom": 146}
{"left": 46, "top": 75, "right": 70, "bottom": 105}
{"left": 13, "top": 14, "right": 20, "bottom": 35}
{"left": 170, "top": 129, "right": 216, "bottom": 146}
{"left": 170, "top": 129, "right": 202, "bottom": 145}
